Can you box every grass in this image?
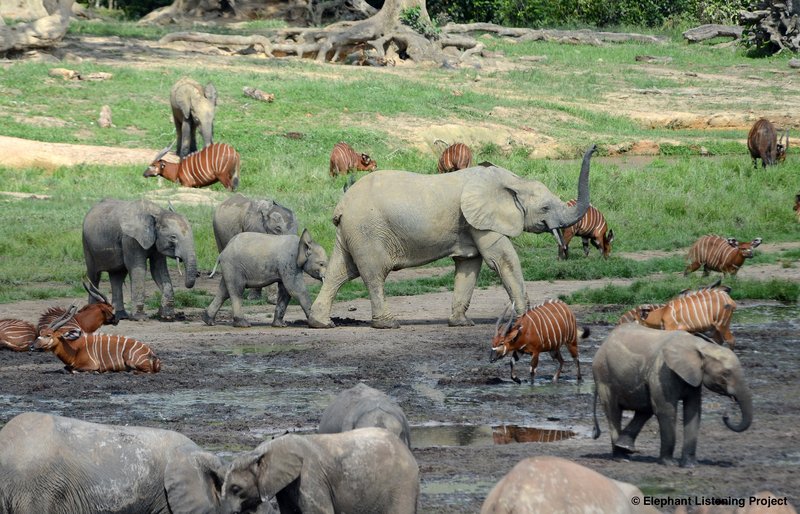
[0,22,798,306]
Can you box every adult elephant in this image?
[83,198,197,321]
[0,412,225,513]
[171,77,217,158]
[309,145,596,329]
[592,324,753,467]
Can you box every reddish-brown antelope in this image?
[685,234,762,277]
[490,300,587,384]
[637,285,737,349]
[617,303,665,325]
[36,282,117,338]
[329,142,377,177]
[435,141,473,173]
[0,319,38,352]
[558,200,614,260]
[144,142,240,191]
[34,308,161,373]
[747,118,788,168]
[794,193,800,222]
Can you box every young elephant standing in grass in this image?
[202,230,327,327]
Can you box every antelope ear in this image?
[461,168,524,237]
[750,237,762,248]
[120,202,157,249]
[663,336,703,387]
[726,238,739,248]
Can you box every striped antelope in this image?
[329,142,377,177]
[637,286,737,349]
[36,282,117,338]
[558,200,614,259]
[144,142,240,191]
[747,118,788,168]
[491,300,587,384]
[0,319,37,352]
[684,235,762,277]
[617,303,665,325]
[34,309,161,373]
[435,140,473,173]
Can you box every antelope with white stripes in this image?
[637,285,737,349]
[436,141,473,173]
[34,308,161,373]
[558,200,614,259]
[36,282,117,338]
[490,300,587,384]
[144,142,240,191]
[329,142,377,177]
[0,319,37,352]
[617,303,665,325]
[684,235,762,277]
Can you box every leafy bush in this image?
[399,6,441,39]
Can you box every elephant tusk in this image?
[552,228,566,250]
[175,257,183,276]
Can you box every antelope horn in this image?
[152,142,174,162]
[83,281,108,304]
[707,277,722,290]
[495,303,512,333]
[503,301,516,336]
[49,304,78,330]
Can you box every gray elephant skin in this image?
[221,427,420,514]
[318,382,411,448]
[481,456,658,514]
[309,145,596,329]
[83,198,197,321]
[203,230,327,327]
[171,77,217,158]
[592,324,753,467]
[0,412,225,514]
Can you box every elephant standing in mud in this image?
[220,428,419,514]
[318,382,411,447]
[309,145,597,329]
[171,77,217,158]
[83,198,197,321]
[592,324,753,467]
[0,412,225,514]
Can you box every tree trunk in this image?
[0,0,72,54]
[740,0,800,53]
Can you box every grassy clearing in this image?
[0,23,798,306]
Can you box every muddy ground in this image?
[1,263,798,513]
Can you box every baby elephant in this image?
[203,229,327,327]
[318,382,411,448]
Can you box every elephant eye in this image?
[169,235,177,242]
[230,485,242,495]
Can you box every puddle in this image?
[733,303,800,325]
[411,423,576,448]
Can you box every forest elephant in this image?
[309,145,596,329]
[171,77,217,158]
[481,456,658,514]
[221,427,419,514]
[202,230,327,327]
[0,412,225,514]
[592,324,752,467]
[318,382,411,448]
[83,198,197,321]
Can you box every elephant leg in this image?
[361,267,397,329]
[150,257,175,321]
[203,279,230,326]
[617,410,652,453]
[309,240,359,329]
[180,120,193,158]
[582,237,591,257]
[124,256,148,321]
[597,384,625,456]
[229,284,250,328]
[680,392,702,467]
[654,402,679,466]
[108,270,128,319]
[550,349,564,383]
[272,282,291,327]
[188,121,198,154]
[449,257,482,326]
[474,232,528,316]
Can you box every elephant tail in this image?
[208,256,221,278]
[591,386,601,439]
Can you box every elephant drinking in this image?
[83,198,197,321]
[309,145,596,329]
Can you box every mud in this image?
[0,272,798,512]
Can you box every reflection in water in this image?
[411,423,576,448]
[491,425,576,444]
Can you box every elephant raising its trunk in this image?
[309,145,596,329]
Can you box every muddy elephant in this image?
[0,412,225,514]
[171,77,217,158]
[220,427,419,514]
[318,382,411,448]
[309,145,596,329]
[202,230,327,327]
[592,324,752,467]
[83,198,197,321]
[481,456,658,514]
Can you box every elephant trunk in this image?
[723,384,752,433]
[558,144,596,228]
[182,252,197,289]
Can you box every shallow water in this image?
[411,423,577,448]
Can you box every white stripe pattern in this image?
[437,143,473,173]
[0,319,38,351]
[177,143,240,190]
[685,235,756,276]
[329,142,377,177]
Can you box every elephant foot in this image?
[679,455,698,468]
[372,317,400,329]
[272,319,288,328]
[308,315,335,329]
[115,310,130,320]
[448,314,474,327]
[614,435,636,453]
[612,444,635,458]
[658,456,679,467]
[201,311,215,326]
[233,317,251,328]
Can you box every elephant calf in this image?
[202,229,327,327]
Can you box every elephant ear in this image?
[663,336,703,387]
[120,201,158,249]
[164,447,225,514]
[244,199,274,233]
[296,229,312,269]
[460,167,524,237]
[257,436,305,499]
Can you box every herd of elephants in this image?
[0,75,797,513]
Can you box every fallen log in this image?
[682,24,743,43]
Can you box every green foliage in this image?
[399,6,441,39]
